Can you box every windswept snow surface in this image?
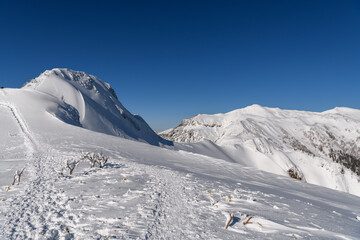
[23,68,169,146]
[0,78,359,239]
[161,104,360,196]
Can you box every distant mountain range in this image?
[160,104,360,196]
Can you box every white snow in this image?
[161,104,360,196]
[23,68,169,146]
[0,70,359,239]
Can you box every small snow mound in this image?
[243,104,264,111]
[322,107,360,121]
[233,104,273,117]
[323,106,357,114]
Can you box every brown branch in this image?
[243,216,253,225]
[225,213,234,229]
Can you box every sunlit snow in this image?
[0,69,359,239]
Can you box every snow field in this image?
[1,125,360,239]
[18,149,357,240]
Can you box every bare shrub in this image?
[97,153,109,168]
[82,152,109,168]
[67,159,79,175]
[82,152,97,168]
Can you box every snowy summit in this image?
[23,68,170,146]
[161,104,360,196]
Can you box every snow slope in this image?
[0,74,359,239]
[160,104,360,196]
[23,68,170,146]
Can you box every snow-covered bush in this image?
[82,152,109,168]
[288,167,304,181]
[97,153,109,168]
[82,152,97,168]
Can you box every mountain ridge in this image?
[160,104,360,196]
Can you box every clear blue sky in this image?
[1,1,359,131]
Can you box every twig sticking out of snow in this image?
[225,212,234,229]
[12,168,25,185]
[243,216,253,225]
[55,168,65,178]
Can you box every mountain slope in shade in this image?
[160,104,360,196]
[23,68,170,146]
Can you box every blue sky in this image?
[1,1,359,131]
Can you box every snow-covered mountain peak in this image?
[24,68,118,100]
[237,103,268,113]
[21,68,170,145]
[225,104,281,118]
[161,105,360,196]
[322,106,360,120]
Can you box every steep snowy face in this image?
[24,68,169,145]
[161,104,360,196]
